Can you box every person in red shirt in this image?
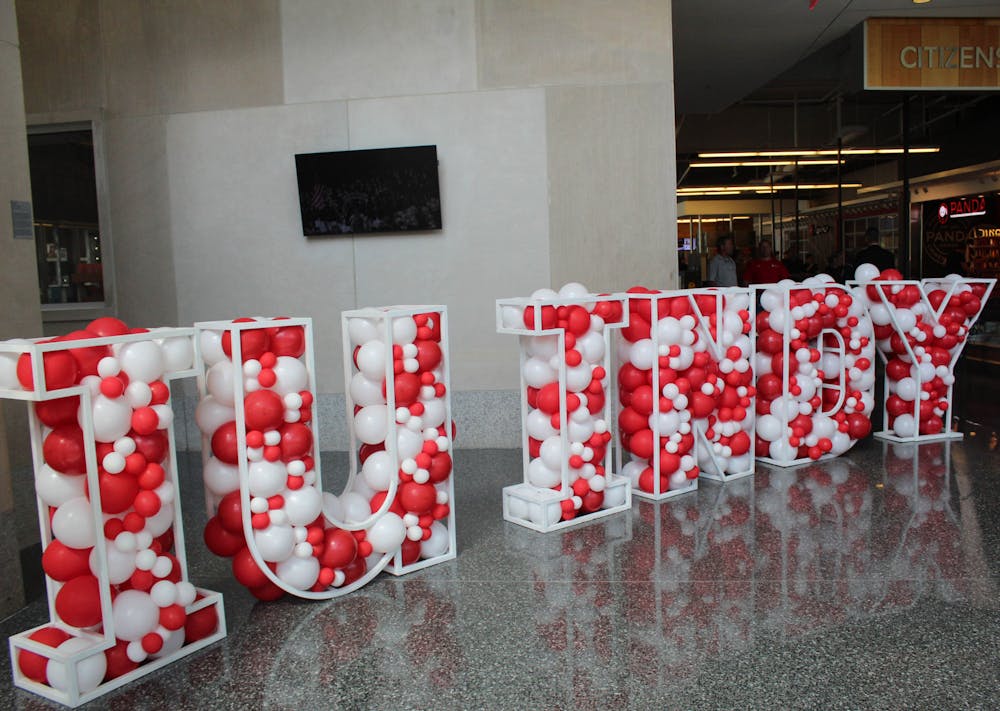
[744,239,790,284]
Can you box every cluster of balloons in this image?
[0,317,218,695]
[754,276,876,462]
[499,283,627,524]
[618,288,755,494]
[197,312,453,599]
[852,266,988,438]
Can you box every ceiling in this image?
[673,0,1000,114]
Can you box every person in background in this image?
[854,226,895,272]
[706,235,738,287]
[782,245,806,281]
[743,239,789,284]
[826,251,854,283]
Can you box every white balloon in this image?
[119,341,165,384]
[284,485,322,526]
[893,413,917,438]
[35,464,86,507]
[367,512,406,553]
[757,414,783,442]
[576,331,606,363]
[629,340,656,370]
[362,450,396,491]
[144,503,175,537]
[90,541,136,584]
[341,492,372,523]
[565,364,593,393]
[854,263,881,282]
[396,427,423,459]
[349,372,385,407]
[151,628,186,660]
[768,438,797,462]
[47,637,107,694]
[420,398,446,429]
[603,483,628,508]
[420,522,450,559]
[255,524,296,562]
[199,330,227,366]
[271,356,308,396]
[249,459,287,498]
[0,351,20,389]
[539,436,564,470]
[868,303,891,326]
[896,377,918,401]
[206,361,237,406]
[357,341,388,381]
[203,457,240,496]
[161,337,194,372]
[558,282,589,299]
[391,317,417,345]
[522,357,556,388]
[52,497,96,549]
[348,317,379,346]
[277,555,320,589]
[354,405,389,445]
[895,308,916,333]
[526,408,557,440]
[528,457,560,488]
[90,395,132,443]
[112,590,159,642]
[322,491,345,524]
[525,335,559,360]
[567,415,594,442]
[195,396,235,435]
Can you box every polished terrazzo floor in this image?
[2,431,999,710]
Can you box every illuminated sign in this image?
[937,196,987,224]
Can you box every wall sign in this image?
[10,200,33,240]
[865,18,1000,91]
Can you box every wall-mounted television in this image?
[295,145,442,236]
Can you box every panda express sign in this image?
[865,18,1000,90]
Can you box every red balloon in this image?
[42,540,92,582]
[414,340,442,372]
[618,363,647,391]
[86,317,129,337]
[618,407,646,435]
[638,467,666,494]
[55,574,103,627]
[221,319,271,362]
[629,429,654,459]
[250,581,286,601]
[847,413,872,439]
[232,547,270,588]
[35,396,81,427]
[204,516,244,557]
[217,491,245,534]
[341,555,367,585]
[565,306,591,336]
[757,374,782,401]
[244,390,285,431]
[320,528,358,570]
[184,605,220,643]
[211,422,240,465]
[59,331,111,378]
[132,430,169,464]
[428,451,452,483]
[689,391,716,419]
[359,442,385,464]
[729,430,751,456]
[885,358,910,382]
[43,425,87,474]
[16,351,78,391]
[369,491,405,517]
[388,372,421,407]
[630,385,655,416]
[757,328,784,355]
[399,482,436,515]
[279,422,313,461]
[18,627,71,683]
[99,471,139,514]
[104,640,139,681]
[535,383,562,415]
[270,325,305,358]
[400,538,421,565]
[523,305,557,330]
[131,406,160,436]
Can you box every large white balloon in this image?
[90,541,136,584]
[576,331,606,363]
[341,491,372,523]
[248,459,287,498]
[629,339,656,370]
[112,590,159,642]
[90,395,132,443]
[362,450,395,491]
[356,341,388,381]
[854,263,881,282]
[367,513,406,553]
[206,361,237,406]
[35,464,86,507]
[391,317,417,345]
[757,414,783,442]
[419,398,446,429]
[348,318,379,346]
[203,457,240,496]
[420,521,450,559]
[354,405,389,445]
[52,497,96,549]
[284,485,322,526]
[396,427,423,459]
[161,337,194,372]
[144,502,175,537]
[349,372,385,407]
[528,457,560,488]
[271,356,308,396]
[539,436,564,471]
[526,409,557,440]
[255,524,296,562]
[893,413,917,438]
[199,330,227,366]
[195,396,235,435]
[119,341,165,384]
[522,357,556,388]
[277,555,320,589]
[47,637,107,695]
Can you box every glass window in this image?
[27,127,108,307]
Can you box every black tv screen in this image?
[295,145,442,236]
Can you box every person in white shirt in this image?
[706,235,738,287]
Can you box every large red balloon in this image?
[55,574,103,627]
[221,319,270,362]
[211,422,240,465]
[42,540,92,582]
[17,627,71,683]
[43,425,87,474]
[35,396,81,427]
[132,430,169,464]
[232,547,269,588]
[244,390,285,431]
[16,351,78,391]
[204,516,244,557]
[399,482,436,515]
[413,340,442,372]
[184,606,219,643]
[279,422,312,461]
[86,317,129,337]
[270,325,305,358]
[387,372,421,407]
[428,451,452,483]
[60,330,111,378]
[629,429,654,459]
[320,528,358,570]
[99,471,139,514]
[104,640,139,680]
[217,491,245,534]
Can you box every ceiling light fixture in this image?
[689,159,844,167]
[678,182,861,194]
[697,147,939,158]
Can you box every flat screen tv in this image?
[295,145,442,236]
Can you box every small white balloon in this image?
[420,521,450,559]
